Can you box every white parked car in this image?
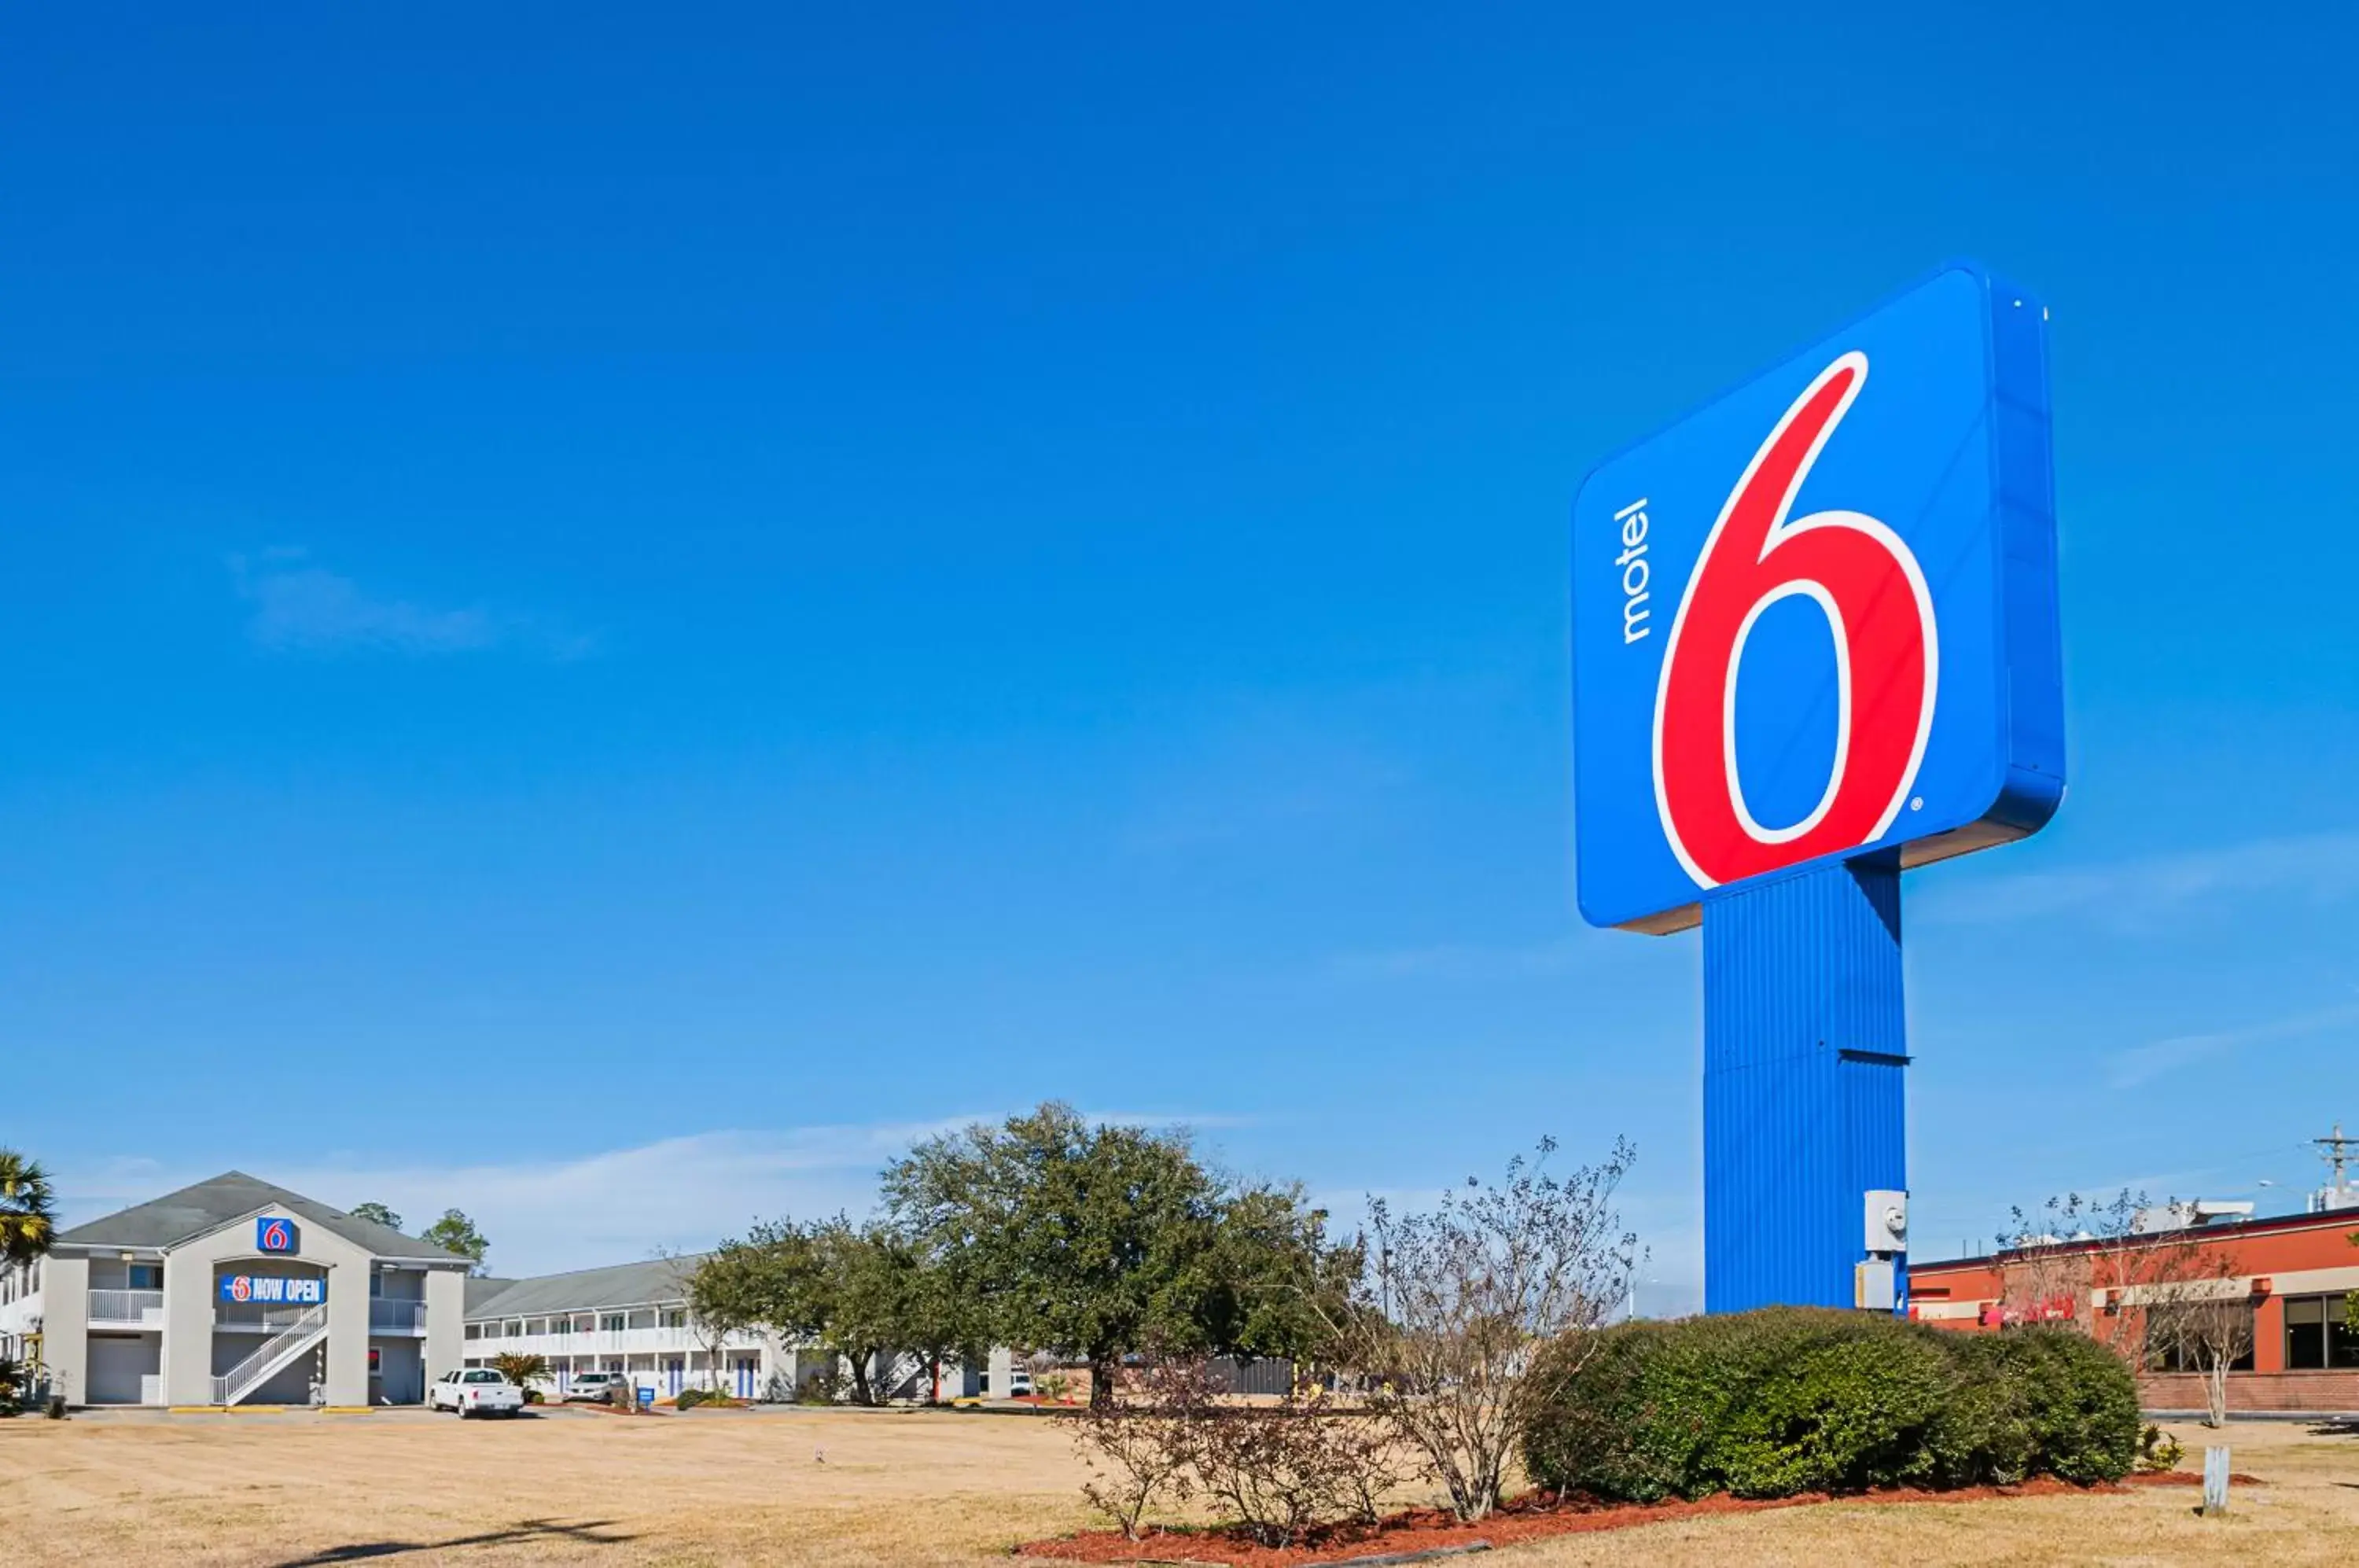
[430,1367,525,1418]
[565,1370,630,1405]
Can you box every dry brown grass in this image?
[2,1406,2354,1566]
[0,1406,1097,1566]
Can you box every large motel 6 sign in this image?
[1571,263,2065,1313]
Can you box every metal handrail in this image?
[86,1289,164,1323]
[368,1298,429,1332]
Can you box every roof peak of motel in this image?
[54,1169,471,1265]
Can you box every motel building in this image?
[0,1172,470,1408]
[460,1259,981,1405]
[0,1168,970,1411]
[1908,1186,2359,1414]
[461,1258,792,1403]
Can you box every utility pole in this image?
[2311,1123,2358,1213]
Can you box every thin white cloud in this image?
[2106,998,2359,1089]
[230,550,589,659]
[1921,829,2359,928]
[50,1108,1257,1279]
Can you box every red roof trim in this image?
[1909,1206,2359,1275]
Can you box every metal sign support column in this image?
[1701,857,1908,1313]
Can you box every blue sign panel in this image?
[219,1274,326,1305]
[1571,263,2063,932]
[256,1216,299,1253]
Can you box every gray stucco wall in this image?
[424,1268,464,1386]
[161,1207,377,1406]
[372,1336,425,1404]
[42,1254,90,1406]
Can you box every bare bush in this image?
[1067,1360,1213,1539]
[1067,1359,1406,1547]
[1327,1136,1639,1522]
[1191,1382,1407,1547]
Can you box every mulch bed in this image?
[1016,1470,2251,1566]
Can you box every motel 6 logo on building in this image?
[1571,264,2066,933]
[256,1216,298,1253]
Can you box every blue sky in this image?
[6,6,2356,1294]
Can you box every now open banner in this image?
[219,1274,326,1305]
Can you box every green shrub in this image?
[1522,1320,1705,1503]
[2136,1423,2184,1474]
[675,1387,707,1409]
[1523,1309,2140,1503]
[2005,1327,2141,1483]
[1925,1332,2037,1485]
[1699,1312,1954,1496]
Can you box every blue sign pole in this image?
[1700,858,1906,1312]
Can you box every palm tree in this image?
[490,1351,550,1401]
[0,1150,55,1268]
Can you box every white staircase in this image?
[209,1304,328,1406]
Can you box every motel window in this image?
[2285,1294,2359,1370]
[627,1309,656,1331]
[526,1318,547,1336]
[661,1309,686,1329]
[464,1323,480,1340]
[129,1264,162,1291]
[505,1320,524,1338]
[601,1313,627,1334]
[576,1315,595,1334]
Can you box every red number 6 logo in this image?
[1651,352,1937,889]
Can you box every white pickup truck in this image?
[429,1367,526,1418]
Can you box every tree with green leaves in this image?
[348,1202,404,1231]
[806,1219,922,1405]
[883,1102,1346,1408]
[1,1150,56,1268]
[675,1246,760,1398]
[698,1216,969,1405]
[889,1226,988,1403]
[421,1209,489,1275]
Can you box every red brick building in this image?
[1907,1207,2359,1413]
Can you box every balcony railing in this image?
[87,1289,165,1327]
[216,1301,318,1332]
[369,1299,429,1334]
[466,1324,760,1357]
